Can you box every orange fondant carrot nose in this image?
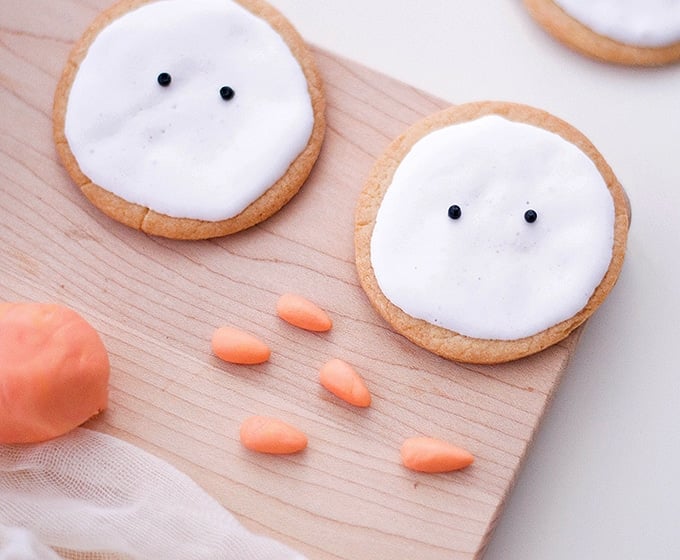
[239,415,308,454]
[276,293,332,332]
[211,326,271,365]
[319,358,371,407]
[400,436,474,473]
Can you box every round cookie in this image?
[54,0,325,239]
[355,101,630,364]
[524,0,680,65]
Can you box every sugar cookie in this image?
[355,101,630,364]
[54,0,325,239]
[524,0,680,65]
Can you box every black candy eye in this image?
[157,72,172,86]
[524,209,538,223]
[448,205,462,220]
[220,86,235,100]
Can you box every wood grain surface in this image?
[0,2,581,558]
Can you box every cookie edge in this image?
[523,0,680,66]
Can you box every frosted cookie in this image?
[524,0,680,65]
[355,101,630,364]
[54,0,325,239]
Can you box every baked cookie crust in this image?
[355,101,630,364]
[524,0,680,66]
[53,0,326,239]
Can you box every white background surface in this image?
[267,1,680,558]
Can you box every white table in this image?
[267,1,680,558]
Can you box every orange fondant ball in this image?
[0,302,110,443]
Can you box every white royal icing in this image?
[370,115,615,341]
[554,0,680,47]
[65,0,314,221]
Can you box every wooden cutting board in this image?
[0,2,582,558]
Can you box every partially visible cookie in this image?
[524,0,680,65]
[355,101,630,364]
[54,0,325,239]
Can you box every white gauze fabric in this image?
[0,428,306,560]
